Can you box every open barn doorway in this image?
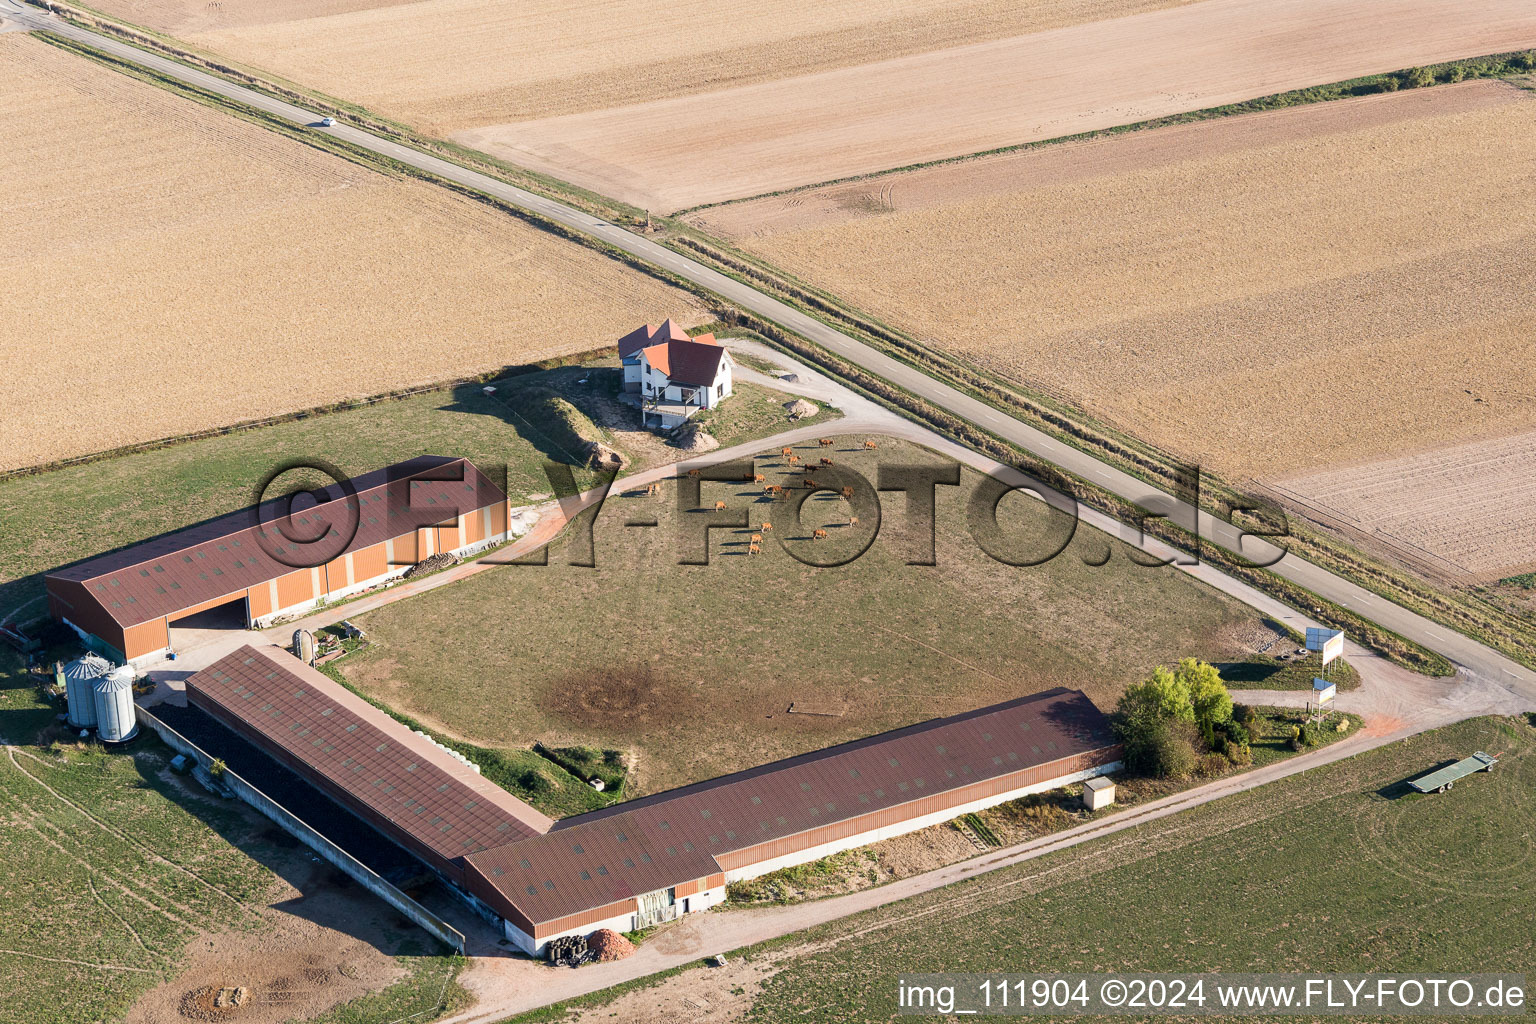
[168,595,250,657]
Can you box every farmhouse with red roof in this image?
[617,320,734,430]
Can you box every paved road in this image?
[9,2,1533,701]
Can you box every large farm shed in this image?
[45,456,511,663]
[466,687,1121,953]
[182,648,1120,956]
[186,645,554,883]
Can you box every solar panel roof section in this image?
[47,456,506,627]
[185,645,553,866]
[466,688,1117,924]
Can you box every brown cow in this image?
[849,516,860,528]
[748,541,761,555]
[819,457,834,466]
[713,500,727,511]
[687,468,701,478]
[761,521,773,532]
[812,529,829,540]
[802,477,819,489]
[863,440,878,450]
[753,473,766,483]
[841,486,854,500]
[645,480,660,496]
[786,454,801,465]
[750,533,763,544]
[818,438,834,447]
[781,447,793,458]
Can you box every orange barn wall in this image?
[123,618,170,659]
[247,583,274,619]
[275,569,315,611]
[465,509,487,546]
[351,542,389,584]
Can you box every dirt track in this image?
[461,0,1536,210]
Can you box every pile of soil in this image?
[783,398,818,419]
[671,424,719,452]
[585,441,627,469]
[588,928,636,962]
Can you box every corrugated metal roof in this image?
[465,688,1117,925]
[185,645,553,863]
[46,456,505,628]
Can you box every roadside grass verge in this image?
[1217,652,1361,693]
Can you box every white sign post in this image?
[1312,678,1336,705]
[1306,627,1345,667]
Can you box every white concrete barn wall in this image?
[503,761,1119,956]
[505,885,729,957]
[722,762,1121,885]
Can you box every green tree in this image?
[1176,658,1233,729]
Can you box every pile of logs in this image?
[402,552,457,580]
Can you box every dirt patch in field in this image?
[126,861,405,1024]
[0,34,703,472]
[543,665,690,734]
[464,0,1536,210]
[707,81,1536,480]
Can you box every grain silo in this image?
[92,665,139,744]
[63,653,111,730]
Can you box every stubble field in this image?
[0,34,703,472]
[461,0,1536,210]
[1268,427,1536,583]
[111,0,1198,135]
[693,81,1536,495]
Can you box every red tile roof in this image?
[641,339,728,388]
[616,318,690,359]
[46,456,505,629]
[186,645,553,871]
[465,688,1117,925]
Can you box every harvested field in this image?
[464,0,1536,211]
[697,80,1536,481]
[0,34,704,472]
[338,436,1265,797]
[151,0,1198,136]
[1269,428,1536,583]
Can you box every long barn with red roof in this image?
[46,456,512,663]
